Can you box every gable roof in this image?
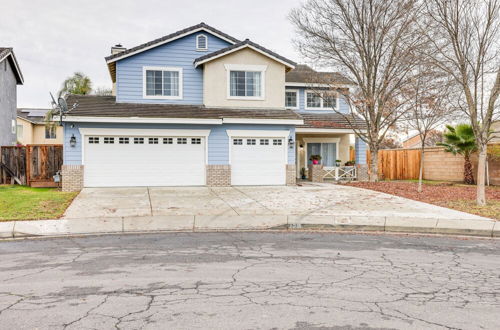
[105,22,240,82]
[17,108,51,124]
[63,95,303,124]
[0,48,24,84]
[194,39,296,69]
[286,64,353,86]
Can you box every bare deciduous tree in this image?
[424,0,500,205]
[290,0,425,181]
[403,65,456,192]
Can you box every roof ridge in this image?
[105,22,240,62]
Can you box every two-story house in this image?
[60,23,366,191]
[0,48,24,146]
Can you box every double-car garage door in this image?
[83,132,287,187]
[84,135,206,187]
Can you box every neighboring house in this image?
[16,109,64,145]
[61,23,366,191]
[402,130,442,149]
[0,48,23,146]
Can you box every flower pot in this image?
[312,159,319,165]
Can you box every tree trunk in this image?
[418,147,425,193]
[463,154,474,185]
[369,146,379,182]
[476,145,487,206]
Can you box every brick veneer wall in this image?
[206,165,231,186]
[286,164,296,185]
[308,164,325,183]
[62,165,84,192]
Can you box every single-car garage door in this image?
[231,137,286,185]
[84,135,205,187]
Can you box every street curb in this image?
[0,215,497,239]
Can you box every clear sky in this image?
[1,0,304,108]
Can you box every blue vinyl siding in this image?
[63,123,295,165]
[116,33,231,104]
[355,136,367,165]
[286,87,350,113]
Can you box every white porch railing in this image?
[323,166,357,181]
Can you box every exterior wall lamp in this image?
[288,138,294,149]
[70,134,77,147]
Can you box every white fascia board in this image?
[195,44,295,69]
[1,53,24,84]
[285,82,354,88]
[60,116,222,125]
[106,27,237,64]
[79,128,211,137]
[226,130,291,138]
[222,118,304,125]
[296,128,365,134]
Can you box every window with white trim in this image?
[89,137,99,144]
[177,138,187,144]
[104,137,114,144]
[134,137,144,144]
[45,126,56,139]
[246,139,256,145]
[285,91,298,108]
[191,138,201,145]
[144,67,182,98]
[273,139,282,146]
[306,91,338,110]
[260,139,269,145]
[16,125,23,139]
[233,138,243,145]
[230,71,262,97]
[119,137,129,144]
[163,137,173,144]
[196,34,208,51]
[148,137,159,144]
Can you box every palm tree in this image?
[437,124,477,184]
[58,72,92,97]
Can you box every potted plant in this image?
[345,160,355,166]
[309,154,322,165]
[335,159,342,167]
[300,167,306,179]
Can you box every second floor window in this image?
[45,126,56,139]
[144,67,182,99]
[229,71,262,98]
[285,91,298,108]
[306,91,338,110]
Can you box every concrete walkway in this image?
[0,183,498,238]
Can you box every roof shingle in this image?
[286,64,353,86]
[298,112,366,130]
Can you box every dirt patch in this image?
[346,181,500,220]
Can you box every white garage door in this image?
[84,135,205,187]
[231,137,286,185]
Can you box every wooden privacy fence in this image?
[367,149,422,180]
[0,145,63,187]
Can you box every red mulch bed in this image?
[346,181,500,219]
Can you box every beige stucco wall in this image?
[16,118,63,145]
[16,118,34,145]
[202,48,286,108]
[296,133,353,177]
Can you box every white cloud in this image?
[0,0,304,107]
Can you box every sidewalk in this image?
[1,214,498,238]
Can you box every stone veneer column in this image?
[61,165,84,192]
[286,164,296,186]
[308,164,325,183]
[356,164,370,181]
[206,165,231,186]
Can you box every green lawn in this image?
[0,185,78,221]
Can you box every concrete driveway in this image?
[63,183,487,220]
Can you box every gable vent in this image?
[196,35,208,51]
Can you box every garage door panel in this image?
[84,135,205,187]
[231,138,286,186]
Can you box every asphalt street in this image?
[0,232,498,329]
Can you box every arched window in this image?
[196,34,208,51]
